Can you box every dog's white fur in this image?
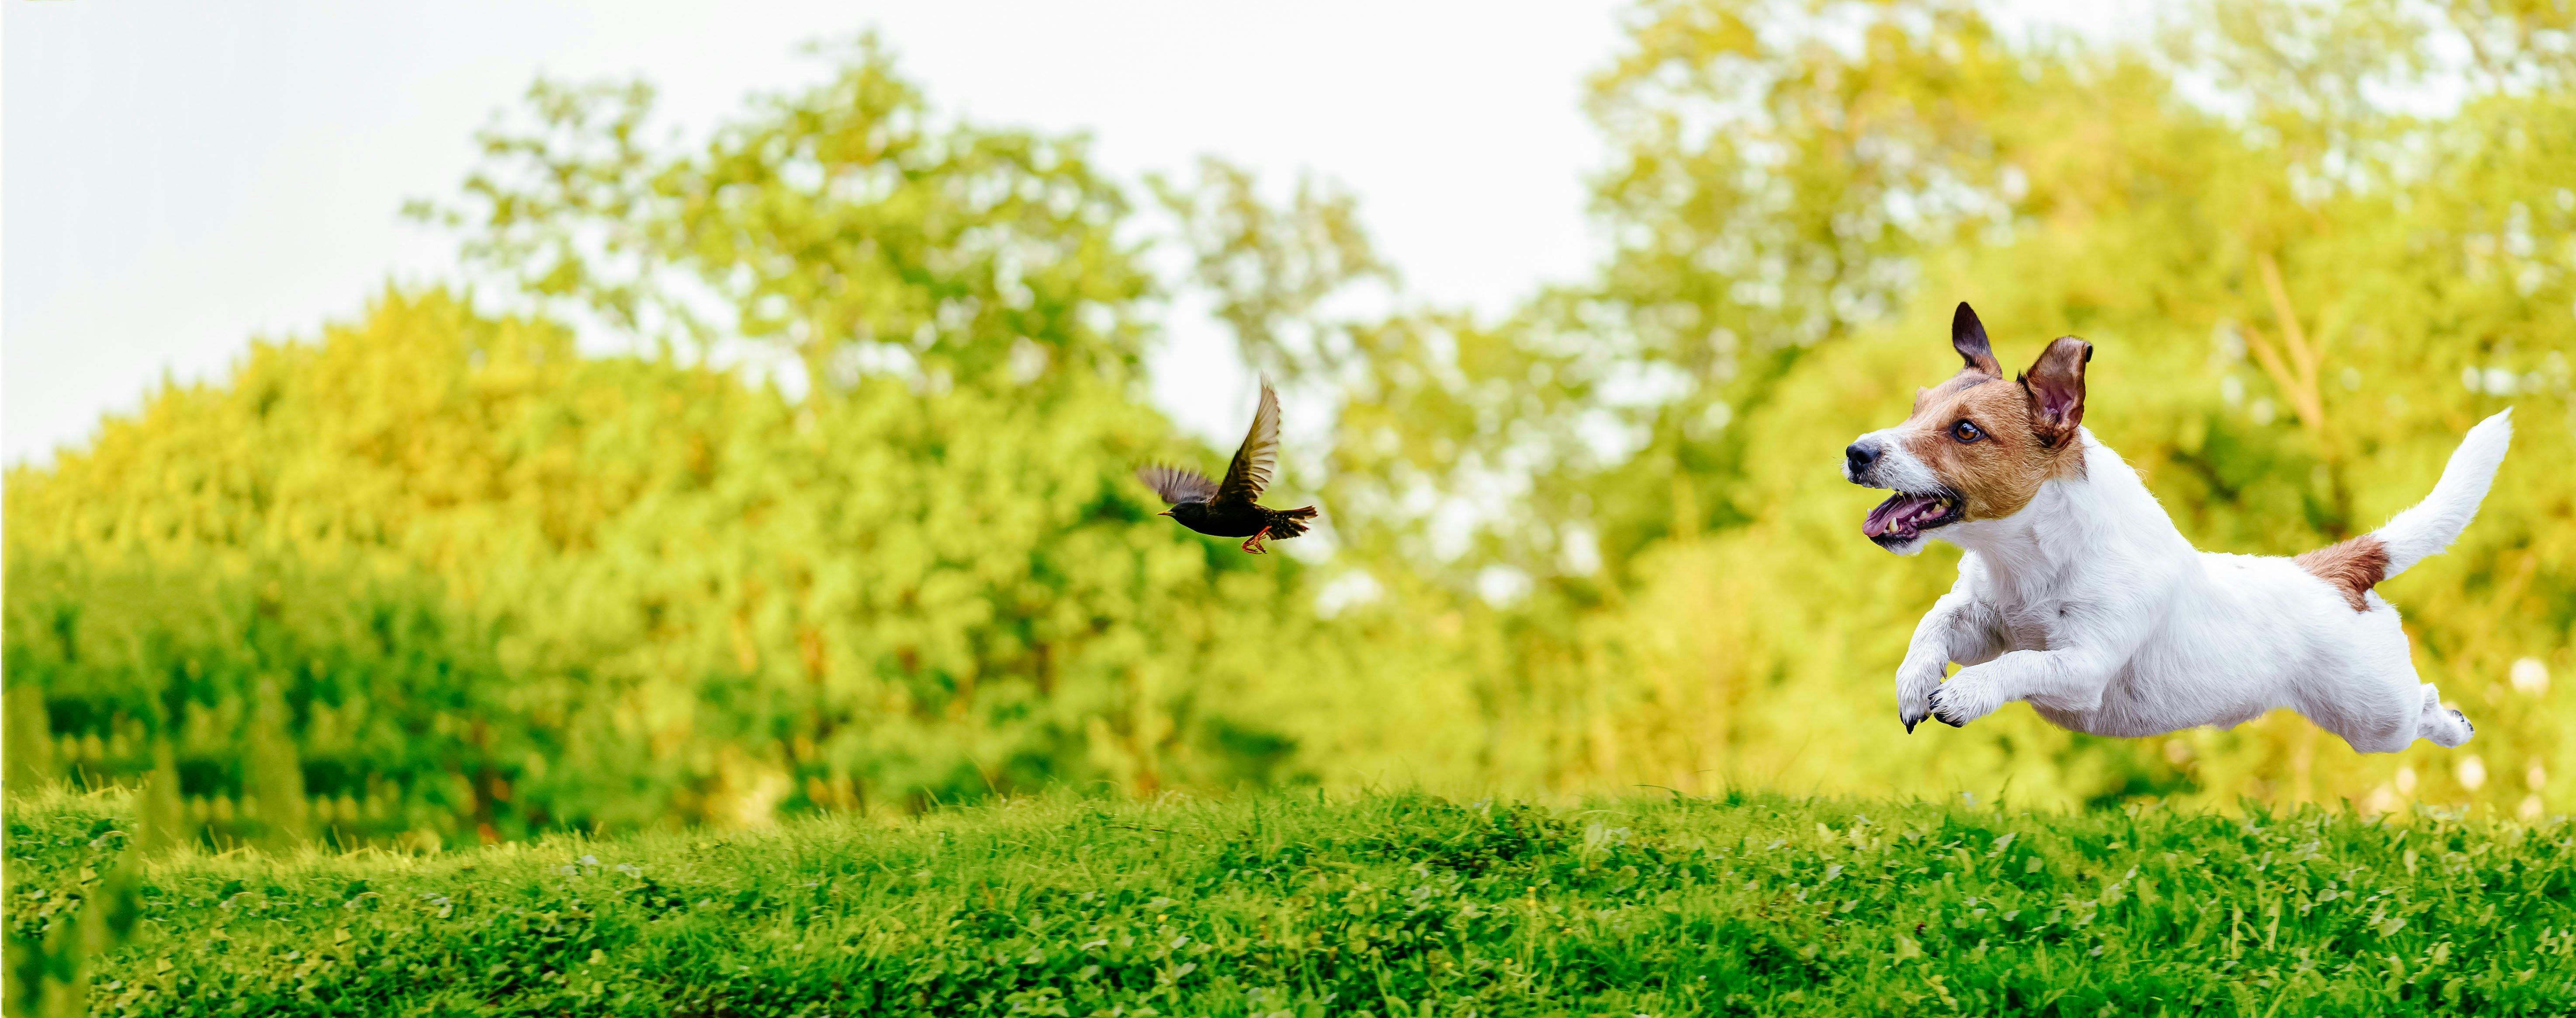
[1856,410,2513,751]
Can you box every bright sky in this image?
[3,1,2144,467]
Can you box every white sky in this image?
[3,1,2144,467]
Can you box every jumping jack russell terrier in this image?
[1844,303,2513,751]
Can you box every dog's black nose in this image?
[1845,441,1880,473]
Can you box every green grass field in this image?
[7,788,2574,1017]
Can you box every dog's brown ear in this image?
[2020,335,2092,447]
[1952,302,2001,376]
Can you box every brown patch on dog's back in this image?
[2295,535,2389,612]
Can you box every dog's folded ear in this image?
[2021,336,2092,447]
[1951,302,2002,376]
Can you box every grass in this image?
[5,787,2574,1017]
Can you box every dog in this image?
[1843,302,2513,752]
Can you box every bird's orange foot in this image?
[1240,529,1270,554]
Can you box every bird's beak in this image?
[1157,509,1173,517]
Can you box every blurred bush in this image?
[2,287,1476,843]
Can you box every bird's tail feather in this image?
[1268,506,1319,539]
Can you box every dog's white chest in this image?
[1991,597,2063,653]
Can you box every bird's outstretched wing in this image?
[1217,377,1281,504]
[1137,464,1218,505]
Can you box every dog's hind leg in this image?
[2301,653,2425,754]
[2414,684,2475,748]
[2308,615,2464,753]
[2316,679,2468,753]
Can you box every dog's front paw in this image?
[1926,678,2001,728]
[1895,658,1944,733]
[1897,680,1936,734]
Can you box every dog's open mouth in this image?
[1864,490,1964,545]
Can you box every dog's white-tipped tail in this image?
[2373,409,2514,580]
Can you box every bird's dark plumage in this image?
[1138,378,1318,553]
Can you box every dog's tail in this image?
[2372,408,2514,581]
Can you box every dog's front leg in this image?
[1897,586,2001,733]
[1929,646,2115,728]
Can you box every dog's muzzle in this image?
[1844,437,1964,547]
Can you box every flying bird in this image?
[1138,378,1318,554]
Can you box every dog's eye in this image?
[1950,420,1983,443]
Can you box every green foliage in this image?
[7,0,2576,841]
[1,291,1438,842]
[7,686,55,792]
[5,790,142,1018]
[9,789,2576,1016]
[419,34,1154,393]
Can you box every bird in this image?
[1138,377,1318,554]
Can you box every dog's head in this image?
[1842,302,2092,554]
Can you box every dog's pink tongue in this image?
[1865,493,1936,537]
